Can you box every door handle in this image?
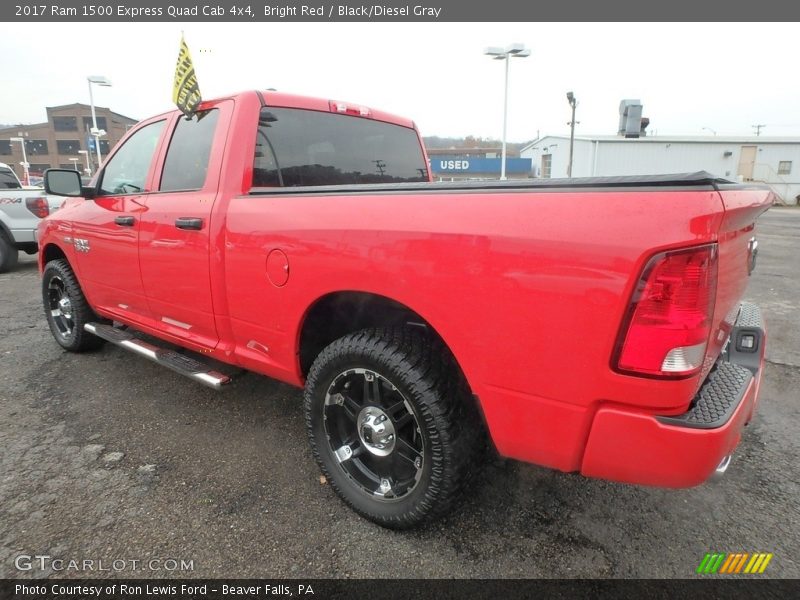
[114,216,135,227]
[175,217,204,231]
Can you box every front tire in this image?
[42,259,104,352]
[304,327,482,528]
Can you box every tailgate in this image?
[703,185,773,374]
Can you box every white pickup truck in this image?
[0,162,62,272]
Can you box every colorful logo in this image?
[697,552,773,574]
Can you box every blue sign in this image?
[429,156,532,174]
[86,135,96,152]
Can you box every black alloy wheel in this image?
[42,259,104,352]
[304,327,483,528]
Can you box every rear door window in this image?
[160,109,220,192]
[253,107,428,187]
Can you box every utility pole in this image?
[752,124,766,136]
[566,91,578,178]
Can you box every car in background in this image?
[26,175,44,188]
[0,162,61,272]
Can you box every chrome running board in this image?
[84,322,231,390]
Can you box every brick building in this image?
[0,103,138,180]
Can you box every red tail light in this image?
[25,197,50,219]
[615,243,718,378]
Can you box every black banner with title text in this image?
[3,0,800,22]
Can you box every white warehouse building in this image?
[521,135,800,204]
[521,101,800,204]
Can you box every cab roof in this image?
[256,90,416,129]
[138,90,418,133]
[173,90,414,130]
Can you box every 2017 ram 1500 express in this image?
[40,90,770,528]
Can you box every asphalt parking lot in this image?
[1,208,798,579]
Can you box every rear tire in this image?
[42,259,104,352]
[304,327,483,528]
[0,234,19,273]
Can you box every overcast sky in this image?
[1,22,798,141]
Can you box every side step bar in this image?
[84,322,231,390]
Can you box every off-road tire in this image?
[42,259,105,352]
[304,327,483,528]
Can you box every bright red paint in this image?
[38,91,772,488]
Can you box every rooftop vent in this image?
[619,99,649,138]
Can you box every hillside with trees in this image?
[423,135,534,153]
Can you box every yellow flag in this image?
[172,35,202,117]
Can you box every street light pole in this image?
[10,137,29,186]
[484,44,531,181]
[87,79,100,166]
[501,55,510,181]
[566,91,578,178]
[87,75,112,167]
[69,158,80,172]
[78,150,92,176]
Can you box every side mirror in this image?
[45,169,94,198]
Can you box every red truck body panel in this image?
[38,90,772,489]
[221,187,743,475]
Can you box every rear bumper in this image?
[580,302,766,488]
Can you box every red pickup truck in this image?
[40,90,770,528]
